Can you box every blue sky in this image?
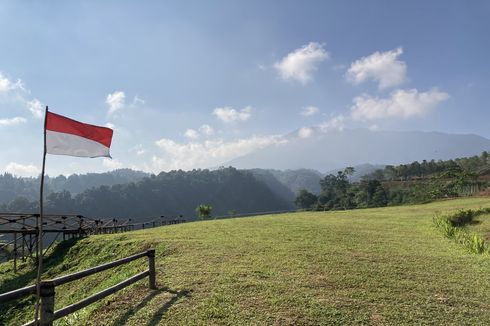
[0,0,489,176]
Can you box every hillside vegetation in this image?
[1,197,490,325]
[295,152,490,211]
[0,168,293,219]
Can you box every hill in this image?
[0,169,148,205]
[228,129,490,172]
[0,167,293,219]
[1,197,490,325]
[248,168,322,196]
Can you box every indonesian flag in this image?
[46,111,113,158]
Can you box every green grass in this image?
[466,213,490,242]
[1,197,490,325]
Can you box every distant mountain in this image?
[0,169,149,204]
[228,129,490,172]
[325,164,385,182]
[1,168,293,219]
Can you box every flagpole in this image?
[34,106,48,325]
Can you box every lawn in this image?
[1,197,490,325]
[466,213,490,242]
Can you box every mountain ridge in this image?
[228,128,490,172]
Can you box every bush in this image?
[433,209,489,255]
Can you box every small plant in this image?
[196,204,213,220]
[433,209,490,255]
[469,234,486,254]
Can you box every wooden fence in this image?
[0,249,156,326]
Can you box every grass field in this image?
[1,197,490,325]
[466,213,490,242]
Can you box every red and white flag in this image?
[46,111,113,158]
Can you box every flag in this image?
[46,111,113,158]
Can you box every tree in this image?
[294,189,318,209]
[196,204,213,220]
[319,169,355,210]
[356,179,387,208]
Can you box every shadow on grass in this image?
[111,287,191,326]
[0,238,81,324]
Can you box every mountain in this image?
[228,129,490,172]
[1,168,294,219]
[325,164,385,182]
[266,169,322,195]
[0,169,149,204]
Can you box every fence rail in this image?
[0,249,156,326]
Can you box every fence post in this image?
[147,249,156,289]
[40,280,55,326]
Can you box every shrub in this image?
[433,209,489,255]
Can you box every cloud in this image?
[105,122,116,130]
[346,47,407,89]
[319,115,345,132]
[0,72,44,120]
[5,162,40,177]
[274,42,329,84]
[300,106,319,117]
[351,88,449,121]
[130,144,146,156]
[213,106,252,123]
[199,124,214,136]
[184,128,200,140]
[106,91,125,115]
[102,158,123,170]
[27,98,44,119]
[0,117,27,126]
[298,127,313,139]
[132,95,145,106]
[0,72,24,93]
[153,135,286,171]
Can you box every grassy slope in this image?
[1,197,490,325]
[466,213,490,242]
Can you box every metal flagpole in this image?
[34,106,48,325]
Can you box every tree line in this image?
[295,152,490,210]
[0,167,293,219]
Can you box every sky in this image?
[0,0,489,177]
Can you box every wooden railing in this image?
[0,249,156,326]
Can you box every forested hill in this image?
[0,169,148,204]
[0,168,294,219]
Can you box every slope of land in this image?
[1,198,490,325]
[466,213,490,241]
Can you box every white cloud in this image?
[368,124,379,131]
[130,144,146,156]
[184,128,200,140]
[199,124,214,136]
[319,115,345,132]
[274,42,329,84]
[351,88,449,121]
[0,73,24,93]
[132,95,145,106]
[105,122,116,130]
[5,162,40,177]
[102,158,123,170]
[27,99,44,119]
[298,127,313,139]
[346,47,407,89]
[0,117,27,126]
[300,106,319,117]
[153,135,287,171]
[213,106,252,123]
[106,91,125,115]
